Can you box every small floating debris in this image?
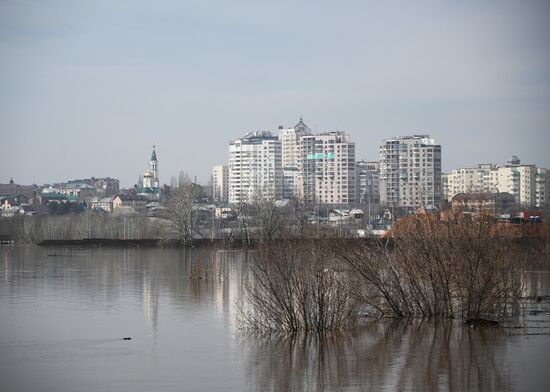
[122,337,132,340]
[465,318,499,328]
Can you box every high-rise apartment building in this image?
[380,135,441,209]
[279,118,311,199]
[536,168,547,208]
[226,120,357,206]
[356,160,380,205]
[212,165,229,203]
[228,132,282,204]
[313,132,356,205]
[493,158,538,207]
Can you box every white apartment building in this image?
[314,132,356,205]
[380,135,442,209]
[494,163,537,207]
[536,168,546,208]
[444,163,496,201]
[296,135,317,203]
[279,118,311,199]
[212,165,229,204]
[228,132,282,204]
[444,156,547,208]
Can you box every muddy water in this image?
[1,246,548,391]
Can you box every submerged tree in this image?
[335,212,525,320]
[239,239,358,333]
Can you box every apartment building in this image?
[444,156,547,208]
[444,164,496,201]
[380,135,442,209]
[314,132,356,205]
[228,131,282,204]
[212,165,229,204]
[279,118,311,199]
[356,160,380,205]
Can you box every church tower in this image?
[149,145,159,188]
[141,145,160,197]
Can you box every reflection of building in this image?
[380,135,442,210]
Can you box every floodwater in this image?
[0,246,549,392]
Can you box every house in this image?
[451,192,516,215]
[39,183,96,204]
[90,197,114,212]
[0,194,29,210]
[113,194,149,213]
[329,209,364,223]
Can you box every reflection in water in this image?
[245,320,514,392]
[0,246,548,392]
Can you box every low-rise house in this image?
[0,194,29,210]
[90,197,114,212]
[0,180,38,200]
[39,183,96,203]
[329,209,364,223]
[451,192,516,215]
[18,204,36,215]
[113,194,149,213]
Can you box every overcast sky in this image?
[1,0,549,187]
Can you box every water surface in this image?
[1,246,549,391]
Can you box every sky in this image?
[1,0,549,187]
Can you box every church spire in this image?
[151,144,157,161]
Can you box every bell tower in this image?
[150,144,159,188]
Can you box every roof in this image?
[116,194,149,202]
[294,117,311,134]
[452,192,516,202]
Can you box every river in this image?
[1,246,549,391]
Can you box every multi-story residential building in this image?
[212,165,229,204]
[443,156,547,208]
[67,177,120,196]
[494,160,537,207]
[356,160,380,205]
[279,118,311,200]
[39,182,96,203]
[441,173,449,203]
[313,132,356,205]
[294,134,317,203]
[536,168,546,208]
[443,163,496,201]
[380,135,442,210]
[228,131,282,204]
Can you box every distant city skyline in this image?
[1,0,549,187]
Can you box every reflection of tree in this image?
[245,320,513,392]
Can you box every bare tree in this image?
[178,170,192,188]
[239,238,358,333]
[163,184,202,246]
[334,212,525,320]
